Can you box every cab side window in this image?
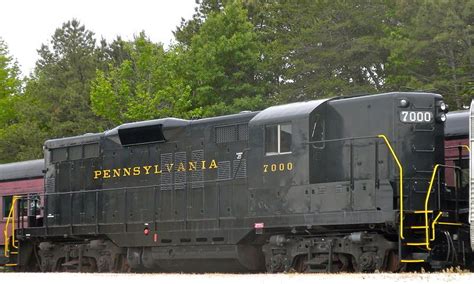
[311,114,325,149]
[3,195,12,218]
[2,195,31,218]
[265,123,292,155]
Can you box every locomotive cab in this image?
[247,99,329,215]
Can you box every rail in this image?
[3,195,21,257]
[445,144,471,152]
[424,164,461,250]
[377,134,404,240]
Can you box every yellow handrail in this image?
[377,134,404,240]
[445,144,471,152]
[400,259,425,263]
[461,145,471,152]
[424,165,445,250]
[437,222,463,226]
[426,165,465,245]
[430,211,443,241]
[3,196,20,257]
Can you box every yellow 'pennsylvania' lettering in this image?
[133,166,140,176]
[177,162,186,172]
[143,166,152,175]
[154,165,162,174]
[209,159,218,169]
[93,159,220,180]
[113,169,121,177]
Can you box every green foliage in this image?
[254,0,391,102]
[0,20,107,162]
[0,39,22,128]
[1,1,473,162]
[0,79,49,162]
[385,0,474,108]
[30,19,107,137]
[92,2,267,124]
[184,1,267,116]
[174,0,228,46]
[91,34,195,124]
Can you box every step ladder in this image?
[1,195,21,268]
[1,237,19,268]
[399,164,463,263]
[378,135,463,264]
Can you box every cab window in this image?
[2,195,29,218]
[454,159,469,190]
[3,195,12,218]
[265,123,292,155]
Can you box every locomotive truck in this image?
[2,92,471,272]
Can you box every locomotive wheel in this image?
[385,250,405,272]
[292,255,308,273]
[113,254,131,273]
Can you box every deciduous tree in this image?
[0,39,21,128]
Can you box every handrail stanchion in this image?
[377,135,404,240]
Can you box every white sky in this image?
[0,0,198,76]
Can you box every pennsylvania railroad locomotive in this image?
[2,92,472,272]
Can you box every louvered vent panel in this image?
[233,159,247,179]
[161,153,173,191]
[192,150,204,189]
[216,126,237,143]
[45,177,56,193]
[238,124,249,141]
[218,161,231,181]
[174,151,187,190]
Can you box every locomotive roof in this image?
[44,112,260,149]
[445,110,469,138]
[0,159,44,181]
[45,132,103,149]
[104,117,190,137]
[105,112,259,135]
[249,99,330,126]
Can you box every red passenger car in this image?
[444,110,469,191]
[0,159,44,264]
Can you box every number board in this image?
[399,111,433,123]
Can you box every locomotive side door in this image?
[351,140,377,210]
[309,108,352,213]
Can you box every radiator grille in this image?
[215,124,248,143]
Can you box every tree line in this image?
[0,0,472,163]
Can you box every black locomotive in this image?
[6,92,472,272]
